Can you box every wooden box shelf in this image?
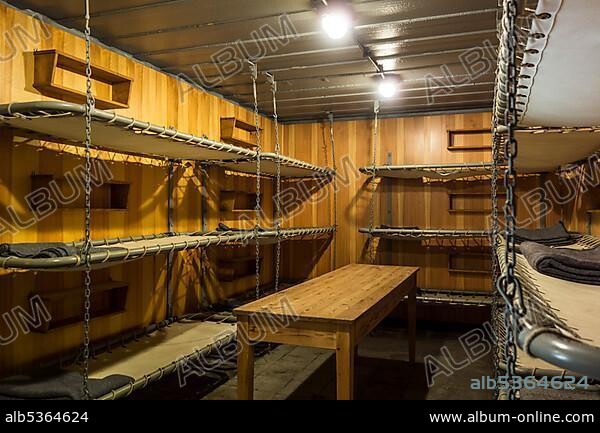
[217,256,263,282]
[448,252,492,275]
[33,49,133,110]
[447,129,492,151]
[31,174,130,211]
[220,190,258,213]
[448,192,506,214]
[31,281,128,333]
[220,117,261,149]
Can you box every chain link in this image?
[82,0,95,401]
[491,64,502,398]
[368,101,380,264]
[267,73,282,292]
[328,113,337,269]
[496,0,525,401]
[250,62,262,300]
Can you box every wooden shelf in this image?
[31,281,128,333]
[220,190,258,213]
[447,129,492,151]
[448,192,505,214]
[217,257,262,282]
[220,117,260,149]
[33,49,133,110]
[448,252,491,275]
[31,174,130,211]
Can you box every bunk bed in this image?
[360,163,498,181]
[496,236,600,380]
[0,102,334,179]
[90,319,236,400]
[0,316,236,400]
[359,227,491,240]
[493,0,600,387]
[0,227,335,271]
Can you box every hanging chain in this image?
[368,101,380,264]
[82,0,95,400]
[267,73,282,292]
[328,113,337,269]
[490,66,502,396]
[250,62,262,300]
[497,0,525,401]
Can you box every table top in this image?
[234,264,419,324]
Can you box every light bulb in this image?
[378,79,399,98]
[321,10,352,40]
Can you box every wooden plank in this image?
[247,320,336,350]
[234,265,419,323]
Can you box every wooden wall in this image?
[0,3,570,377]
[280,114,542,293]
[0,4,279,374]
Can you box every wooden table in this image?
[233,264,419,400]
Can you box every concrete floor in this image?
[204,326,495,400]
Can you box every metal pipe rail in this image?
[359,228,492,239]
[360,162,502,180]
[0,227,336,271]
[517,329,600,380]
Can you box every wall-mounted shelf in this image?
[448,251,492,275]
[217,256,262,282]
[31,174,130,211]
[448,192,505,214]
[220,190,258,213]
[33,49,133,110]
[447,129,492,151]
[220,117,260,149]
[30,281,128,333]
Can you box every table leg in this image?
[336,330,355,400]
[237,319,254,400]
[408,287,417,364]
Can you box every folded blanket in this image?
[0,243,78,259]
[0,243,129,260]
[379,225,420,230]
[514,222,581,246]
[0,370,133,400]
[217,223,264,232]
[521,241,600,286]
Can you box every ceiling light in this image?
[378,78,399,98]
[321,7,352,40]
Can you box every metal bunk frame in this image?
[359,227,491,240]
[493,0,600,391]
[360,162,500,181]
[0,227,335,271]
[0,102,334,179]
[93,319,237,400]
[496,238,600,380]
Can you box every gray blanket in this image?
[515,222,580,246]
[0,243,129,260]
[217,223,264,232]
[0,243,78,258]
[521,241,600,286]
[0,370,133,400]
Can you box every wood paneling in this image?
[0,3,567,378]
[0,4,277,374]
[279,114,543,295]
